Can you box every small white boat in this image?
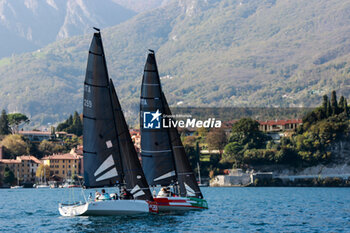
[59,200,156,216]
[35,184,50,188]
[10,185,23,189]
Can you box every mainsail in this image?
[109,79,153,200]
[140,51,203,198]
[83,31,124,188]
[140,51,177,186]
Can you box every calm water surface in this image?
[0,187,349,232]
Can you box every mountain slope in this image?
[112,0,169,12]
[1,0,350,126]
[0,0,136,58]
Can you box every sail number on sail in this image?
[84,99,92,108]
[84,84,91,93]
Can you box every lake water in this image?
[0,187,349,232]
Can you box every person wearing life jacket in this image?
[120,187,133,200]
[157,187,171,197]
[98,189,111,201]
[95,191,101,201]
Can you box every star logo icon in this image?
[150,109,161,122]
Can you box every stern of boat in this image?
[59,202,89,217]
[154,197,208,212]
[188,197,208,209]
[147,201,159,213]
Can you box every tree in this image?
[183,136,197,147]
[230,118,269,149]
[7,113,29,134]
[52,144,65,154]
[184,144,196,170]
[72,111,83,136]
[36,164,50,180]
[223,142,244,164]
[344,98,349,116]
[206,128,227,155]
[327,99,332,117]
[3,167,15,184]
[56,112,82,136]
[67,115,73,126]
[1,134,30,158]
[330,90,338,115]
[38,140,54,156]
[56,121,69,132]
[338,96,345,113]
[197,127,208,138]
[0,109,11,135]
[322,95,328,114]
[64,135,81,150]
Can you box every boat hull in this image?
[59,200,151,216]
[154,197,208,212]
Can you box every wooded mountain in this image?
[0,0,135,58]
[1,0,350,126]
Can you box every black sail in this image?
[83,32,123,188]
[109,79,153,200]
[140,51,177,186]
[140,51,204,199]
[162,92,203,199]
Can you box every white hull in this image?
[59,200,150,216]
[35,184,50,188]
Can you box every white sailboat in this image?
[58,29,158,216]
[36,166,50,188]
[10,171,23,189]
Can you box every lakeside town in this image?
[1,91,349,188]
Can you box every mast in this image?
[83,29,124,188]
[197,163,201,184]
[196,141,201,184]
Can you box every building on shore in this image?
[130,129,141,153]
[18,130,77,144]
[210,169,252,186]
[18,130,54,142]
[42,152,83,180]
[258,119,302,133]
[210,169,276,187]
[0,155,42,183]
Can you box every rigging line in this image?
[78,177,87,203]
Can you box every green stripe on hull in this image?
[189,197,208,209]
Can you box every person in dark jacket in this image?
[120,187,133,200]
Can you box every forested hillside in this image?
[1,0,350,126]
